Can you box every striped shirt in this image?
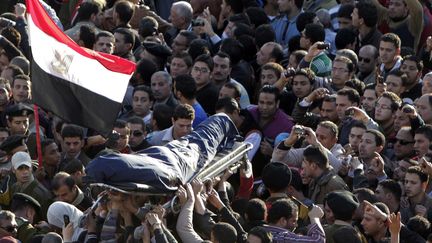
[263,223,326,243]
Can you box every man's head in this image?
[394,126,415,160]
[357,45,378,74]
[151,71,173,102]
[170,51,193,79]
[127,116,147,148]
[388,0,409,20]
[0,78,11,107]
[320,95,338,123]
[361,84,377,115]
[338,3,355,30]
[0,210,17,237]
[358,129,385,160]
[267,198,299,231]
[256,42,283,66]
[384,70,407,96]
[6,104,32,135]
[171,30,198,55]
[218,83,241,102]
[292,68,315,99]
[174,74,197,101]
[11,193,41,224]
[41,139,60,167]
[258,85,280,120]
[210,222,237,243]
[262,162,292,193]
[11,152,32,184]
[52,173,78,204]
[113,28,134,56]
[404,166,428,199]
[414,125,432,157]
[113,0,134,25]
[191,54,213,89]
[375,179,402,206]
[1,65,23,84]
[379,33,401,66]
[61,124,85,159]
[12,74,31,103]
[132,85,153,117]
[415,94,432,124]
[300,23,325,50]
[393,158,418,182]
[172,104,194,139]
[400,55,422,87]
[260,62,284,86]
[336,88,360,120]
[93,31,115,54]
[277,0,303,13]
[316,121,338,150]
[215,97,241,123]
[324,190,359,222]
[361,202,389,238]
[212,52,232,83]
[422,72,432,95]
[169,1,193,29]
[348,122,367,154]
[74,1,103,26]
[352,1,378,29]
[331,56,355,89]
[302,145,329,178]
[113,120,130,151]
[374,91,401,124]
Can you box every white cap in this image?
[11,152,32,170]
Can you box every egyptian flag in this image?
[26,0,135,136]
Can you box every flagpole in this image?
[33,104,43,168]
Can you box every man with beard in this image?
[377,33,402,79]
[113,28,135,62]
[93,31,115,54]
[371,0,423,50]
[375,179,402,214]
[400,55,423,102]
[361,84,377,119]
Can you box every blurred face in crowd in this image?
[1,67,14,83]
[414,133,431,157]
[171,34,188,54]
[14,164,31,184]
[170,57,190,79]
[415,95,432,124]
[359,132,381,160]
[315,125,337,150]
[336,94,355,120]
[256,43,274,66]
[7,116,29,135]
[0,84,10,106]
[0,214,17,236]
[172,118,193,139]
[169,5,186,29]
[385,75,404,96]
[258,92,279,120]
[422,75,432,95]
[151,74,171,102]
[374,185,388,205]
[133,90,153,117]
[394,129,415,160]
[338,17,353,30]
[292,74,312,99]
[93,36,115,54]
[43,142,61,167]
[361,213,385,237]
[357,47,377,74]
[288,54,300,69]
[404,173,425,199]
[400,60,420,86]
[379,41,398,66]
[127,122,146,147]
[285,209,298,231]
[388,0,408,19]
[260,69,279,86]
[320,100,338,123]
[393,109,410,132]
[212,55,231,82]
[331,61,352,88]
[393,160,413,181]
[0,130,8,144]
[277,0,291,12]
[361,89,377,115]
[63,137,84,159]
[324,202,335,224]
[113,32,131,56]
[219,85,238,100]
[191,61,211,88]
[54,184,77,203]
[12,78,31,103]
[351,7,361,28]
[0,53,9,72]
[113,126,129,151]
[374,97,395,123]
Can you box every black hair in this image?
[173,104,195,121]
[114,28,135,46]
[114,1,134,24]
[220,38,244,65]
[380,33,401,49]
[338,3,355,19]
[188,39,211,61]
[61,125,84,140]
[152,104,174,130]
[335,28,357,50]
[174,74,196,100]
[337,88,361,105]
[365,129,386,147]
[135,58,158,86]
[267,198,298,224]
[133,85,154,101]
[255,24,276,48]
[406,166,429,183]
[378,179,402,202]
[296,12,317,33]
[245,198,267,221]
[355,1,378,27]
[248,227,273,243]
[245,7,270,27]
[303,145,329,169]
[211,222,237,243]
[79,25,96,49]
[215,97,240,114]
[304,23,325,43]
[259,85,280,102]
[194,54,214,72]
[139,16,158,38]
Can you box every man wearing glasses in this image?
[192,54,219,115]
[127,116,150,152]
[356,45,379,85]
[374,92,402,138]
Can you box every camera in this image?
[345,109,355,117]
[192,19,205,27]
[317,43,330,50]
[294,127,305,136]
[284,68,296,77]
[376,75,384,84]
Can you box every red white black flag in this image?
[26,0,135,136]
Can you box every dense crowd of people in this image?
[0,0,432,242]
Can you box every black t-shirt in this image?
[196,82,219,115]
